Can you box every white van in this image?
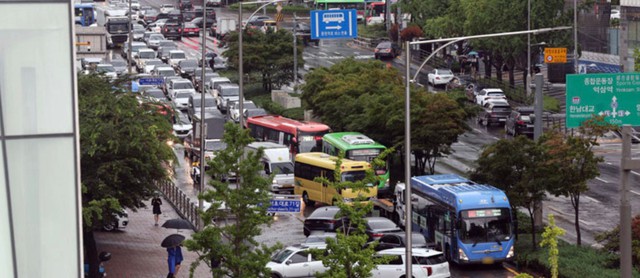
[245,142,294,193]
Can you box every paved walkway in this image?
[94,197,211,278]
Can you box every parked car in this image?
[505,106,535,137]
[267,244,328,278]
[475,88,506,106]
[427,68,455,86]
[374,41,401,60]
[161,22,183,40]
[464,83,488,102]
[477,99,512,126]
[365,232,428,251]
[303,206,348,237]
[372,248,450,278]
[182,22,200,37]
[363,217,403,241]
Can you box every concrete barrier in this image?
[271,90,301,109]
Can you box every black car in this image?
[505,106,535,137]
[363,217,402,241]
[161,22,183,40]
[179,0,192,10]
[177,59,198,78]
[303,206,349,237]
[477,99,512,126]
[365,232,428,251]
[182,11,197,22]
[191,17,215,28]
[374,41,401,60]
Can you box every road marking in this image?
[596,177,609,183]
[579,219,595,226]
[606,162,613,165]
[472,128,483,133]
[585,196,600,204]
[632,171,640,176]
[503,265,520,276]
[630,190,640,196]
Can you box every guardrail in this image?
[156,179,202,231]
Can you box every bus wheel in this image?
[302,192,315,206]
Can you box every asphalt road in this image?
[120,1,640,276]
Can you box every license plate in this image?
[527,124,534,128]
[499,119,506,122]
[482,257,494,264]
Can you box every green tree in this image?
[309,152,391,278]
[540,214,565,278]
[79,74,175,278]
[595,215,640,271]
[223,28,303,92]
[184,122,279,278]
[539,116,615,246]
[469,136,546,249]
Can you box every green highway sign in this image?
[566,73,640,128]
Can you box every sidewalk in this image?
[94,197,211,278]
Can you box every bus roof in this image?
[410,174,510,211]
[295,152,370,171]
[247,115,330,134]
[323,132,386,151]
[74,3,94,8]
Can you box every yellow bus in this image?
[294,152,377,206]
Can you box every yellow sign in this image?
[544,47,567,63]
[75,41,91,46]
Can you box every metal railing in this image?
[156,179,202,231]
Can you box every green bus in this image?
[321,132,389,194]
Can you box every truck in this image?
[245,142,295,194]
[209,17,237,40]
[95,6,130,48]
[183,110,226,163]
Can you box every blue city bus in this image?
[74,3,96,26]
[408,174,515,264]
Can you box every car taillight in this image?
[371,233,383,239]
[178,28,182,32]
[164,28,168,32]
[421,266,433,276]
[516,120,525,125]
[324,220,337,224]
[436,76,440,79]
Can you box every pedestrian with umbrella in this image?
[162,218,193,231]
[162,234,185,278]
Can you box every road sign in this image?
[544,47,567,63]
[267,198,301,213]
[566,73,640,128]
[138,77,164,86]
[310,9,358,40]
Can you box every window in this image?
[380,236,400,245]
[289,251,308,264]
[413,254,447,265]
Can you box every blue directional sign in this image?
[310,9,358,40]
[138,77,164,86]
[267,199,302,213]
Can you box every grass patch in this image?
[543,95,560,113]
[515,234,640,278]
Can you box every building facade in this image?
[0,0,82,277]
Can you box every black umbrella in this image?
[161,234,185,248]
[162,218,193,230]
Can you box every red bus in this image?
[246,115,331,156]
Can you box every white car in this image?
[160,4,175,14]
[135,48,157,71]
[372,248,450,278]
[152,66,177,80]
[95,64,117,80]
[168,50,187,68]
[206,77,231,97]
[475,88,506,106]
[611,9,621,20]
[229,100,258,123]
[146,33,166,50]
[172,110,192,139]
[142,59,164,74]
[103,209,129,232]
[167,79,196,110]
[267,244,328,278]
[427,69,455,86]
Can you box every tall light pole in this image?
[406,26,570,277]
[199,0,209,217]
[527,0,531,97]
[238,0,286,129]
[127,0,133,75]
[574,0,578,72]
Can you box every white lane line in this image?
[473,128,483,133]
[632,171,640,176]
[631,190,640,196]
[596,177,609,183]
[585,196,601,204]
[606,162,613,165]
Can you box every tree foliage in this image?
[540,214,565,278]
[223,28,304,92]
[184,122,279,278]
[469,136,546,248]
[301,59,469,175]
[595,215,640,271]
[79,73,175,277]
[309,152,391,278]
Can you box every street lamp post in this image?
[199,0,210,219]
[405,26,570,277]
[128,0,133,75]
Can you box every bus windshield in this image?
[341,171,367,183]
[298,131,327,153]
[271,162,293,175]
[459,208,512,244]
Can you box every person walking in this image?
[167,245,184,278]
[152,195,162,227]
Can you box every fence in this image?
[156,179,202,231]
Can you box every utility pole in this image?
[403,39,412,278]
[293,13,298,94]
[198,0,208,226]
[127,0,133,75]
[620,125,638,278]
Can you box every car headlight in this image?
[506,246,514,258]
[459,248,469,261]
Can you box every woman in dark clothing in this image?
[152,195,162,226]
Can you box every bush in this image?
[515,235,640,278]
[281,107,304,120]
[400,25,423,42]
[543,95,560,113]
[358,23,387,39]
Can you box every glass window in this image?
[289,251,308,264]
[7,137,78,277]
[0,147,14,276]
[1,4,74,136]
